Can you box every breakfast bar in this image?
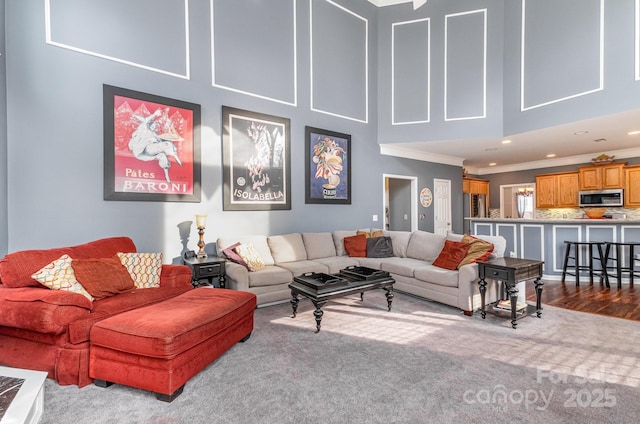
[468,217,640,281]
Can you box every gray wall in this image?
[2,0,462,259]
[0,0,6,256]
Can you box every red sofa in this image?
[0,237,193,387]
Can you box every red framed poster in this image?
[103,84,201,202]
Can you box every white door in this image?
[433,179,452,236]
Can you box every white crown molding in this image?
[380,144,464,167]
[473,146,640,175]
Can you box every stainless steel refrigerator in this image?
[463,193,488,234]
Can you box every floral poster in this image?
[103,85,201,202]
[305,127,351,204]
[222,106,291,210]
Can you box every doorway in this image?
[433,179,452,236]
[383,174,418,231]
[500,183,536,218]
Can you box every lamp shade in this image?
[195,214,207,228]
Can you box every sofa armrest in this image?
[224,262,249,291]
[159,264,193,288]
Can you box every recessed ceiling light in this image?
[489,162,496,166]
[547,154,556,158]
[501,139,512,144]
[628,130,640,135]
[574,131,589,135]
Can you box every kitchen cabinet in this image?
[624,165,640,207]
[578,163,626,190]
[535,172,579,208]
[463,178,489,195]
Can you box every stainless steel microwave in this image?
[578,189,624,207]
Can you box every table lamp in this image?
[195,214,208,259]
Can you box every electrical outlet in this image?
[510,251,516,258]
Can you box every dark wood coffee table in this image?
[289,266,395,333]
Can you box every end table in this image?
[183,256,226,288]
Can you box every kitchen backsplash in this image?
[488,207,640,219]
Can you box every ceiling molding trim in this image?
[380,144,464,167]
[474,147,640,175]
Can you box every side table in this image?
[183,256,226,288]
[478,257,544,329]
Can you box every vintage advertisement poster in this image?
[305,127,351,204]
[104,85,201,202]
[222,106,291,211]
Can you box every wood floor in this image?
[525,279,640,321]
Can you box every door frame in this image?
[383,174,418,231]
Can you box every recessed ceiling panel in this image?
[46,0,189,78]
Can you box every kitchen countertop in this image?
[466,217,640,224]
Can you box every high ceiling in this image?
[381,109,640,175]
[368,0,640,175]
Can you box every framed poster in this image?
[103,84,201,202]
[305,126,351,204]
[222,106,291,210]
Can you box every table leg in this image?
[534,277,544,318]
[384,287,394,311]
[311,301,326,333]
[290,291,299,318]
[508,284,518,329]
[479,278,487,319]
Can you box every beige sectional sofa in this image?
[217,229,506,315]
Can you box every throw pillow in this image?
[457,234,494,269]
[234,243,266,272]
[433,240,471,270]
[116,252,162,289]
[222,242,248,267]
[343,234,367,257]
[30,254,94,301]
[72,257,135,299]
[357,230,384,239]
[366,236,394,258]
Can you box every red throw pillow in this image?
[222,242,248,268]
[72,257,135,300]
[343,234,367,257]
[433,240,470,270]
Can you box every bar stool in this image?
[561,241,608,286]
[602,242,640,288]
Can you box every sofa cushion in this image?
[246,266,293,288]
[383,231,412,257]
[217,235,274,266]
[116,252,163,289]
[332,230,357,256]
[380,257,428,278]
[312,256,360,273]
[0,237,136,288]
[366,237,394,258]
[406,231,446,262]
[302,232,336,260]
[433,240,471,270]
[344,234,367,257]
[30,254,94,301]
[276,260,328,275]
[72,258,136,300]
[414,265,460,288]
[457,235,494,268]
[234,243,266,272]
[268,233,307,263]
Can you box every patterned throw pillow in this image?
[31,254,94,301]
[457,234,494,269]
[234,243,265,272]
[116,252,163,289]
[72,257,135,299]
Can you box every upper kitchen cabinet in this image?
[463,178,489,195]
[624,165,640,207]
[578,163,626,190]
[535,172,579,208]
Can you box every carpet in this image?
[41,291,640,423]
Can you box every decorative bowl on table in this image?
[584,208,607,219]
